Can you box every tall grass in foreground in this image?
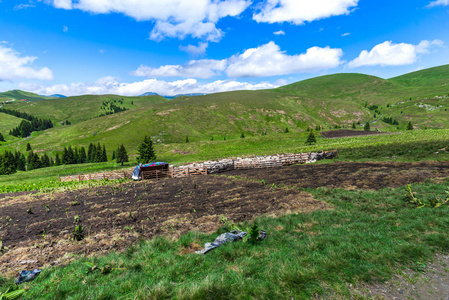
[2,181,449,299]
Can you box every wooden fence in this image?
[59,151,336,183]
[59,170,132,182]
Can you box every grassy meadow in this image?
[1,65,449,299]
[1,177,449,299]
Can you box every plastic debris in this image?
[256,230,267,241]
[196,230,247,254]
[15,269,41,285]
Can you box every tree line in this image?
[0,142,110,175]
[0,108,53,138]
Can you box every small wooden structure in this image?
[140,163,170,180]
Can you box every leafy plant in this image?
[404,184,425,208]
[0,287,26,300]
[248,222,260,245]
[73,225,84,241]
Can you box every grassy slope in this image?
[1,65,449,158]
[0,89,51,102]
[0,113,22,135]
[2,94,168,125]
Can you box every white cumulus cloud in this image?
[226,41,343,77]
[19,77,279,96]
[179,42,208,56]
[132,59,227,79]
[348,40,443,68]
[133,42,342,79]
[253,0,358,24]
[273,30,285,35]
[0,44,53,81]
[427,0,449,7]
[48,0,251,41]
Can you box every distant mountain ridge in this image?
[140,92,208,99]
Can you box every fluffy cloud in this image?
[179,42,208,56]
[134,41,342,79]
[348,40,443,68]
[132,59,227,78]
[253,0,358,24]
[48,0,250,41]
[0,44,53,81]
[427,0,449,7]
[13,3,36,10]
[19,76,278,96]
[226,41,343,77]
[273,30,285,35]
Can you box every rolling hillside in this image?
[0,65,448,157]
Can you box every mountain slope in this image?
[389,64,449,87]
[0,90,51,102]
[1,65,449,157]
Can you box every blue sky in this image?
[0,0,448,96]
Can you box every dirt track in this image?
[1,161,449,277]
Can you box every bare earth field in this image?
[321,129,389,138]
[2,161,449,299]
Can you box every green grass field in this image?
[1,129,449,193]
[1,174,448,299]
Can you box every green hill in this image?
[1,94,169,124]
[389,64,449,87]
[0,89,51,102]
[1,65,449,158]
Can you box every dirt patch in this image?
[321,129,389,139]
[224,161,449,190]
[352,254,449,299]
[0,175,326,277]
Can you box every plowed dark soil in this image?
[2,160,449,278]
[225,161,449,190]
[321,129,388,138]
[0,175,323,276]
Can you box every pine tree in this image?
[26,143,32,151]
[27,152,41,170]
[305,131,316,145]
[67,146,75,164]
[137,136,156,163]
[55,153,61,166]
[102,145,107,162]
[407,121,413,130]
[16,153,26,171]
[240,133,245,138]
[0,132,5,142]
[73,147,79,164]
[95,143,102,162]
[364,122,370,131]
[0,151,16,175]
[111,150,116,160]
[116,144,129,166]
[87,143,94,162]
[284,127,289,133]
[352,122,356,129]
[79,147,87,163]
[186,136,189,143]
[41,153,51,167]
